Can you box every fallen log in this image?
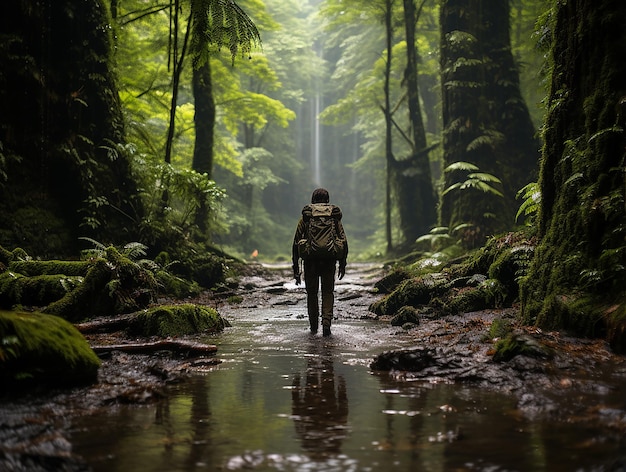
[75,314,134,334]
[91,339,218,358]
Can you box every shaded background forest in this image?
[0,0,545,261]
[2,0,626,348]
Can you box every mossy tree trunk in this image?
[392,0,437,246]
[0,0,142,257]
[439,0,539,246]
[520,1,626,351]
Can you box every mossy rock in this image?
[370,275,447,316]
[390,306,421,326]
[127,304,230,337]
[492,333,552,363]
[374,267,412,294]
[487,245,534,301]
[444,279,507,315]
[0,272,83,308]
[0,310,100,387]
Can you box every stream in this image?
[2,264,626,471]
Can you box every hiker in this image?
[292,188,348,336]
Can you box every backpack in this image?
[297,203,346,260]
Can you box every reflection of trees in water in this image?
[291,342,349,458]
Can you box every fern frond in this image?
[515,182,541,222]
[467,172,502,184]
[123,242,148,260]
[444,161,479,173]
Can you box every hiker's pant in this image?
[304,259,336,329]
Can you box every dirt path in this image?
[1,262,625,471]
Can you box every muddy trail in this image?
[1,262,626,471]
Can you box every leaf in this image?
[444,161,479,173]
[467,172,502,184]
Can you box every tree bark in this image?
[521,0,626,352]
[439,0,539,246]
[383,0,394,253]
[91,340,218,357]
[191,51,215,180]
[393,0,437,244]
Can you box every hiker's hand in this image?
[295,274,301,285]
[338,265,345,280]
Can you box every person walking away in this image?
[292,188,348,336]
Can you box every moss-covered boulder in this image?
[492,333,553,363]
[370,275,448,316]
[127,304,229,337]
[390,306,421,326]
[0,272,83,308]
[374,267,412,294]
[0,310,100,387]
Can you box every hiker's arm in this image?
[337,220,348,279]
[292,219,305,282]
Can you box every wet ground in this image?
[1,263,626,471]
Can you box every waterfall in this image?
[311,83,322,187]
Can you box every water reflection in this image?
[291,340,349,459]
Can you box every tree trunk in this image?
[521,0,626,352]
[393,0,437,244]
[0,0,142,257]
[191,48,215,180]
[439,0,539,246]
[383,0,394,253]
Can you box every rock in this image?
[390,305,421,326]
[370,347,436,371]
[0,310,100,388]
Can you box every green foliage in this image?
[0,310,100,387]
[129,153,226,252]
[442,162,504,198]
[515,182,541,223]
[190,0,263,67]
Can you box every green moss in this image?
[0,245,13,267]
[374,267,413,294]
[369,276,444,316]
[128,304,229,337]
[227,295,243,304]
[606,303,626,354]
[155,270,201,298]
[45,248,157,321]
[8,260,91,277]
[488,317,513,339]
[444,279,507,315]
[0,310,100,387]
[492,333,552,363]
[0,272,82,308]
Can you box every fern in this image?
[192,0,262,66]
[516,182,541,223]
[442,163,504,198]
[444,161,479,173]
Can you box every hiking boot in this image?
[322,326,331,337]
